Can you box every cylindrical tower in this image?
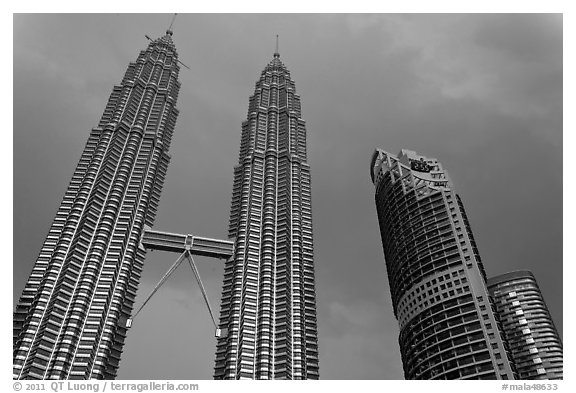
[488,271,563,379]
[371,148,517,380]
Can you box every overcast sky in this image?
[13,13,562,380]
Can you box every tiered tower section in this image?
[13,31,181,380]
[488,271,563,379]
[371,149,517,380]
[214,52,319,379]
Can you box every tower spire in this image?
[274,34,280,58]
[167,13,177,36]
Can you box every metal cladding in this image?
[371,149,517,380]
[488,271,563,379]
[214,53,319,379]
[13,32,181,379]
[141,228,234,259]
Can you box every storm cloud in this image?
[13,14,562,379]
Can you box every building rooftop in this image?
[487,270,536,287]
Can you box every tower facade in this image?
[488,271,563,379]
[371,149,517,380]
[214,51,319,379]
[13,31,181,379]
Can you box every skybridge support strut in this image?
[129,227,234,338]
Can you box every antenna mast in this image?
[274,34,280,57]
[167,13,177,35]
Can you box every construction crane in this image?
[144,13,190,70]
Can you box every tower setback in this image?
[14,31,181,379]
[214,51,319,380]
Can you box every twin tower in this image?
[14,28,562,380]
[13,30,318,380]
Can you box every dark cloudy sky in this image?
[13,14,562,380]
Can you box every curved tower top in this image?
[370,148,453,190]
[488,271,563,379]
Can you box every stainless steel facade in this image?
[13,31,181,379]
[214,51,319,379]
[488,271,563,379]
[371,149,517,380]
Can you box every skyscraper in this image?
[214,49,319,380]
[370,148,517,380]
[488,271,563,379]
[13,30,181,379]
